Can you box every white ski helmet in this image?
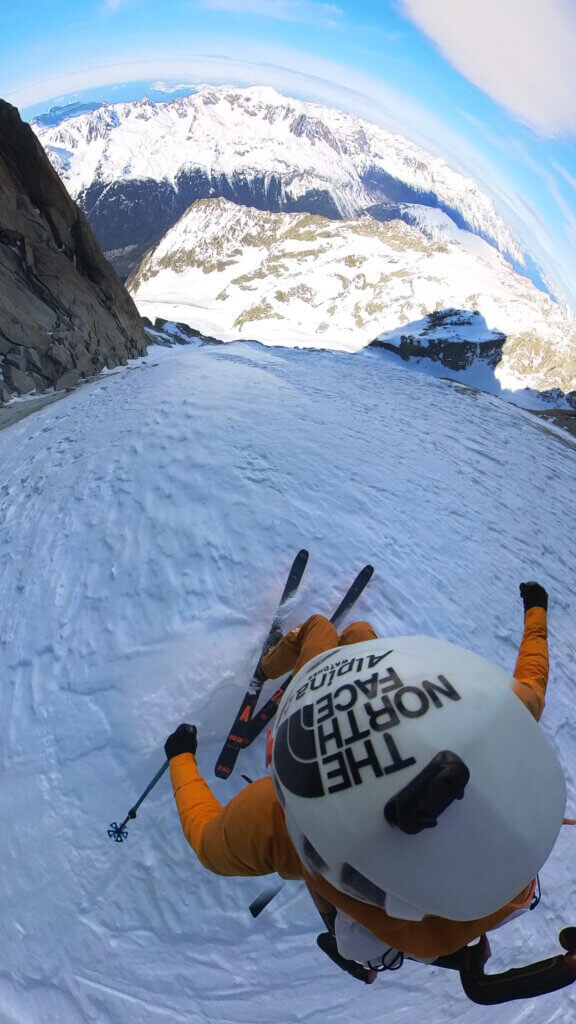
[270,636,566,921]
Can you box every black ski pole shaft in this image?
[250,880,306,917]
[249,884,284,917]
[108,760,169,842]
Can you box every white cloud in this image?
[401,0,576,137]
[152,81,197,92]
[102,0,128,11]
[552,161,576,196]
[198,0,343,27]
[10,49,443,150]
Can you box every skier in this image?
[164,582,565,982]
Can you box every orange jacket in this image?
[169,607,549,959]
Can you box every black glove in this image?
[164,723,198,760]
[519,581,548,612]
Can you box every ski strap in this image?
[316,932,378,984]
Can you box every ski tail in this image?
[244,564,374,745]
[214,549,309,779]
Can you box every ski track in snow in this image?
[0,342,575,1023]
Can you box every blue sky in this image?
[2,0,576,312]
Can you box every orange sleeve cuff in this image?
[169,752,224,856]
[512,606,548,721]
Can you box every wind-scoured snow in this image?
[130,197,576,395]
[33,84,524,266]
[1,340,575,1024]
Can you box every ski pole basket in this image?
[107,761,170,842]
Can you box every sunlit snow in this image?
[131,199,576,398]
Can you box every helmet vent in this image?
[302,835,328,873]
[340,863,387,908]
[384,750,470,835]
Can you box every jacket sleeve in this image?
[168,754,303,880]
[511,606,548,721]
[261,615,340,679]
[261,627,303,679]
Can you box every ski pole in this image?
[249,881,307,917]
[250,884,284,917]
[108,760,169,842]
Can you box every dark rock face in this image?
[80,169,343,273]
[371,334,505,371]
[369,310,507,373]
[289,114,342,152]
[0,100,147,403]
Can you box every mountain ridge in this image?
[33,85,534,287]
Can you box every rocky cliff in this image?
[0,100,146,403]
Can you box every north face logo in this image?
[274,667,461,798]
[273,705,324,797]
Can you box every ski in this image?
[214,549,309,778]
[326,563,374,631]
[244,564,374,745]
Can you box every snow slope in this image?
[130,198,576,396]
[1,339,575,1024]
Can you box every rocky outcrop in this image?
[370,334,506,372]
[0,100,146,403]
[369,307,576,399]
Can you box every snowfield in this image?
[0,339,575,1024]
[129,198,576,398]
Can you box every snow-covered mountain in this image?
[33,85,529,279]
[1,338,575,1024]
[30,84,575,399]
[129,197,576,398]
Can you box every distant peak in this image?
[32,101,103,128]
[242,85,285,104]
